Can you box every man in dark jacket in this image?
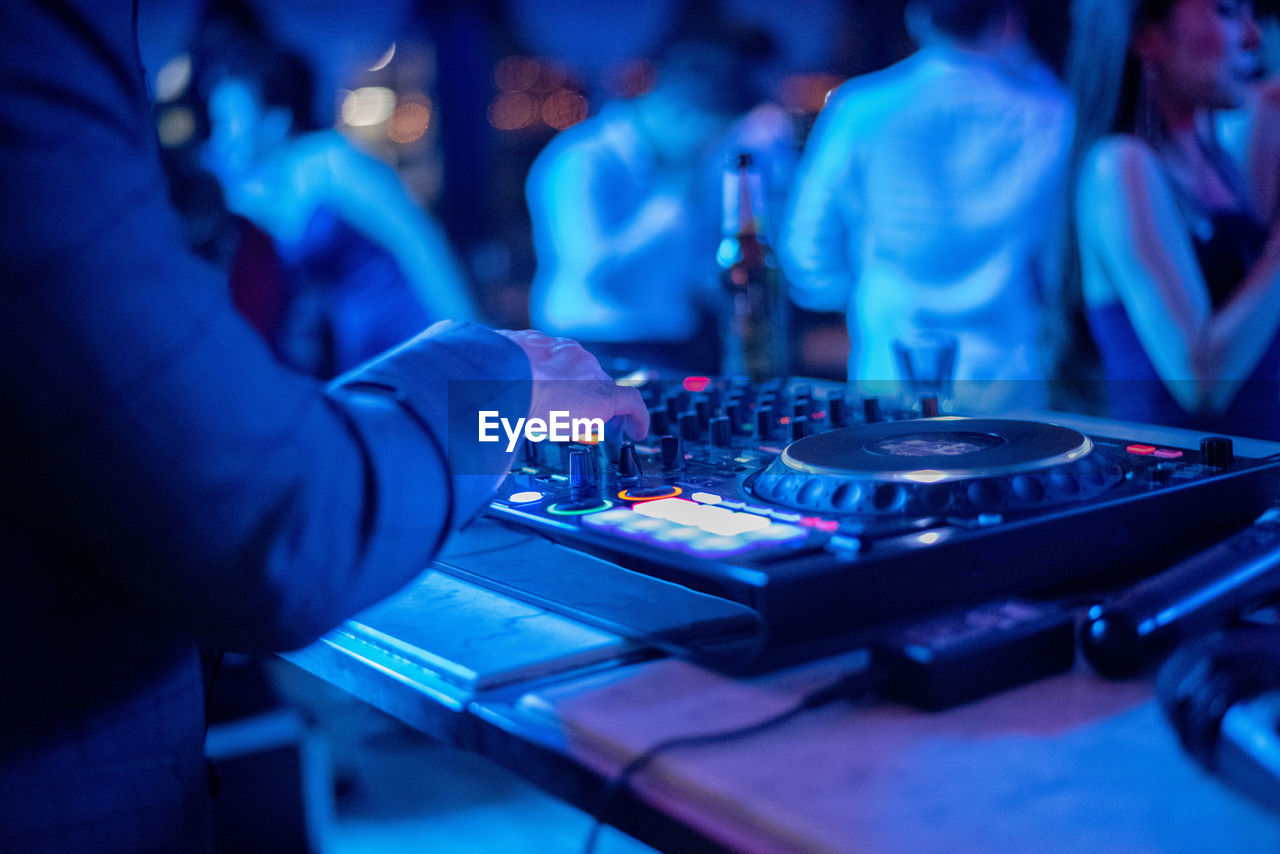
[0,2,645,850]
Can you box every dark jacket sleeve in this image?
[0,0,528,652]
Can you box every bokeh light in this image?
[488,91,537,131]
[157,106,196,148]
[340,86,397,127]
[541,88,588,130]
[388,96,433,144]
[369,42,396,72]
[154,54,192,103]
[490,55,588,133]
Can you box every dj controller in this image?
[463,377,1280,668]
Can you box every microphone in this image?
[1081,515,1280,678]
[1157,627,1280,812]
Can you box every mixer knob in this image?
[660,434,683,470]
[862,396,882,423]
[790,416,811,442]
[679,410,701,441]
[1200,436,1233,470]
[617,442,643,480]
[710,416,732,447]
[920,395,940,418]
[756,406,776,440]
[827,393,847,428]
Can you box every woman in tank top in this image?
[1062,0,1280,439]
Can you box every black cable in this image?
[440,532,539,561]
[581,667,885,854]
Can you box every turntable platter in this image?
[779,418,1093,482]
[751,418,1119,518]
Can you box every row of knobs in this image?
[650,390,940,446]
[550,384,952,493]
[565,440,671,491]
[526,438,676,492]
[527,414,1229,480]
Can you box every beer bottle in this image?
[718,152,788,380]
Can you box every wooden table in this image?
[282,520,1280,853]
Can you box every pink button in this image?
[1126,444,1156,455]
[683,376,710,393]
[1154,448,1184,459]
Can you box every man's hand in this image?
[496,330,649,440]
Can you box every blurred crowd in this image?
[154,0,1280,440]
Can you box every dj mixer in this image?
[464,377,1280,667]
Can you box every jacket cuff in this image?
[329,321,531,531]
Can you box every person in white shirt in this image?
[526,37,761,376]
[781,0,1073,412]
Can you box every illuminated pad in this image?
[582,497,807,555]
[632,498,695,520]
[581,508,634,527]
